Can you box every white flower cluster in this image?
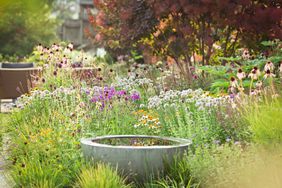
[194,96,230,110]
[147,89,230,110]
[113,76,153,91]
[16,87,76,108]
[156,70,173,82]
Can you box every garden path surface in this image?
[0,157,10,188]
[1,100,13,113]
[1,101,13,187]
[0,138,11,188]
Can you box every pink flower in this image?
[36,44,43,52]
[250,89,257,96]
[67,43,74,50]
[242,49,250,60]
[230,77,238,87]
[264,61,274,72]
[236,68,246,80]
[263,69,275,79]
[131,92,141,101]
[248,67,260,80]
[95,33,103,42]
[256,81,263,88]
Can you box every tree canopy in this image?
[89,0,282,65]
[0,0,57,57]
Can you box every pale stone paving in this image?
[0,158,10,188]
[0,101,13,187]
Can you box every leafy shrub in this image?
[198,40,282,94]
[155,101,249,146]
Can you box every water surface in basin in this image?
[92,137,180,146]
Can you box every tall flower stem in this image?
[249,78,254,95]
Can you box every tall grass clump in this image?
[243,96,282,144]
[6,91,83,187]
[75,163,131,188]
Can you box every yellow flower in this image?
[30,135,38,142]
[95,102,102,110]
[39,128,52,136]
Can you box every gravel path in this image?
[0,160,10,188]
[0,147,11,188]
[1,100,14,113]
[0,118,12,188]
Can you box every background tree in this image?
[88,0,282,69]
[0,0,57,57]
[51,0,79,20]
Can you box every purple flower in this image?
[116,90,126,96]
[131,92,140,101]
[90,97,98,103]
[89,86,140,110]
[230,93,235,99]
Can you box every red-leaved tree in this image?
[87,0,281,79]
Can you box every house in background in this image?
[58,0,96,50]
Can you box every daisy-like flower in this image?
[264,61,274,72]
[230,77,238,87]
[248,67,260,80]
[242,49,250,60]
[238,86,244,92]
[256,81,263,88]
[67,43,74,50]
[250,89,257,96]
[248,69,257,80]
[263,69,275,79]
[237,68,246,80]
[36,44,43,52]
[228,86,237,94]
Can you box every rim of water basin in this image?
[81,135,192,150]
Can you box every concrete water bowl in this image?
[81,135,192,181]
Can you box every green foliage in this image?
[2,40,281,187]
[154,155,199,188]
[186,144,282,188]
[0,0,57,56]
[217,56,241,62]
[244,97,282,144]
[184,143,248,187]
[198,66,231,77]
[75,164,131,188]
[7,94,83,187]
[261,40,279,47]
[156,103,249,147]
[155,177,199,188]
[198,40,282,93]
